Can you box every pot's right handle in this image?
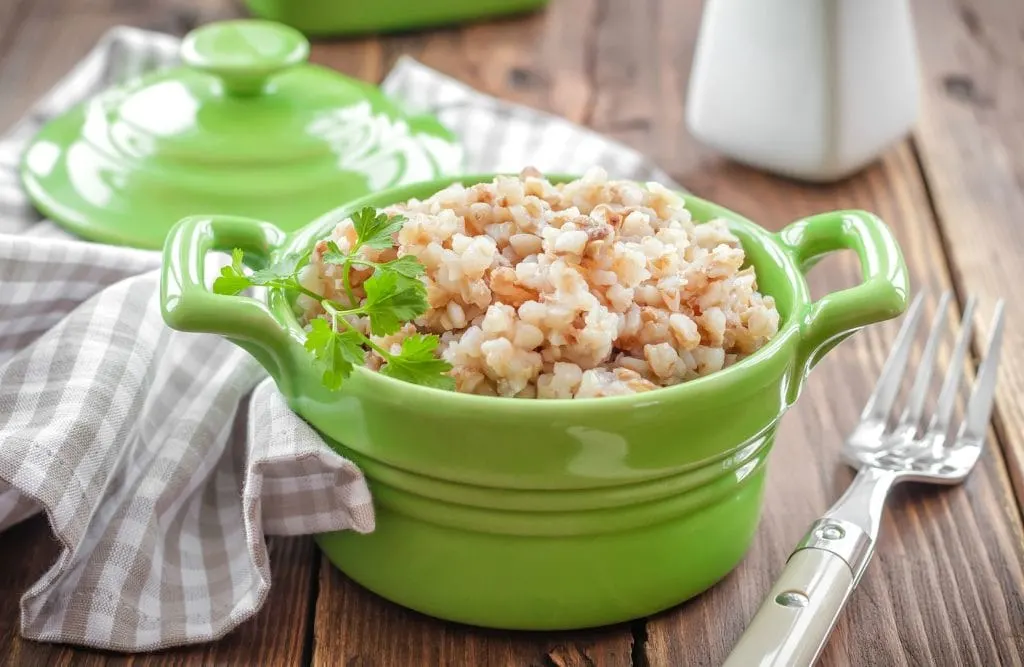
[160,215,303,390]
[778,211,909,402]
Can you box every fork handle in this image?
[721,547,855,667]
[724,467,893,665]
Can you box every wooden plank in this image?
[910,0,1024,512]
[309,0,599,127]
[0,516,62,667]
[0,0,33,78]
[0,0,237,131]
[311,558,635,667]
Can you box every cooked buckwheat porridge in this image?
[297,167,780,398]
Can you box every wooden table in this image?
[2,0,1023,664]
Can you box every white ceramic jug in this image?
[686,0,920,183]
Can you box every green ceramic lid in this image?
[20,19,463,249]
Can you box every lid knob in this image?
[180,19,310,97]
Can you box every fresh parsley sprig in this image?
[212,207,455,392]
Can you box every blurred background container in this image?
[686,0,920,183]
[244,0,551,36]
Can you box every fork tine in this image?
[860,292,926,423]
[925,296,977,436]
[896,291,952,433]
[956,299,1006,444]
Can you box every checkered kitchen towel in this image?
[0,27,677,652]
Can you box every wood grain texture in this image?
[0,517,62,667]
[312,559,635,667]
[0,0,236,131]
[910,0,1024,514]
[1,0,1023,665]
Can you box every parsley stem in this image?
[338,239,365,308]
[260,278,330,307]
[289,282,330,305]
[340,259,358,307]
[321,301,348,327]
[322,301,393,361]
[321,300,363,319]
[363,335,394,361]
[322,300,341,332]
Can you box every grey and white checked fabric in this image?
[0,27,677,653]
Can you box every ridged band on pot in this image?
[323,423,776,536]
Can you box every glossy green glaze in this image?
[160,175,909,629]
[244,0,550,36]
[181,19,310,96]
[20,20,463,250]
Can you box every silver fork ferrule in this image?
[823,466,898,538]
[794,518,874,583]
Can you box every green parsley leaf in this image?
[212,248,252,296]
[304,318,336,358]
[351,207,406,250]
[379,334,455,390]
[250,249,311,286]
[379,254,426,279]
[321,241,348,266]
[303,319,365,390]
[361,271,428,336]
[213,267,252,296]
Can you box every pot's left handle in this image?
[161,215,302,390]
[779,210,909,403]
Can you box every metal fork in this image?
[723,291,1006,667]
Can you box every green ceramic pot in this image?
[244,0,551,36]
[160,175,909,630]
